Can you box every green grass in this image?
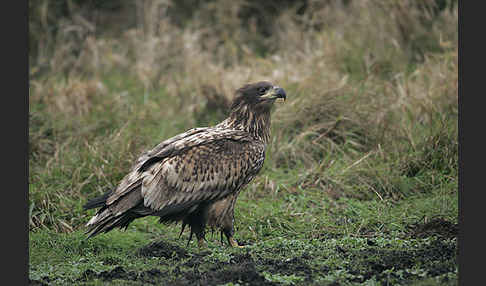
[30,190,457,285]
[29,66,458,284]
[29,2,457,284]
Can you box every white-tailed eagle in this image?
[84,81,286,247]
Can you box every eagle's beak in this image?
[273,86,286,102]
[261,86,286,102]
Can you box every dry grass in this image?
[29,0,457,231]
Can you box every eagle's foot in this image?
[228,237,244,248]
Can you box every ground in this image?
[29,201,457,286]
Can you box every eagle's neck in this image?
[217,104,271,144]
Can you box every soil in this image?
[137,240,190,259]
[75,251,281,286]
[346,238,457,283]
[407,217,458,239]
[30,221,458,285]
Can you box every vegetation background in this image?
[29,0,458,285]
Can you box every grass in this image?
[29,1,457,285]
[30,189,457,285]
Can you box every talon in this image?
[228,237,244,248]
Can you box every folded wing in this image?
[86,127,265,235]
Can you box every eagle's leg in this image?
[207,193,243,247]
[184,204,209,248]
[221,211,244,248]
[222,226,244,248]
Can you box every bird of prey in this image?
[83,81,286,247]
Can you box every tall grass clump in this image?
[29,0,457,232]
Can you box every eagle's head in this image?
[222,81,286,143]
[231,81,286,112]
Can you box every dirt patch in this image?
[77,252,277,286]
[135,241,313,284]
[178,250,313,285]
[136,240,189,259]
[37,238,457,285]
[75,242,314,285]
[178,253,277,286]
[407,217,458,239]
[347,237,457,284]
[79,266,168,284]
[260,254,314,282]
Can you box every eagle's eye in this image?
[258,87,269,95]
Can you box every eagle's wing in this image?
[103,127,209,206]
[104,128,265,217]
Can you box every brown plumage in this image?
[83,81,286,247]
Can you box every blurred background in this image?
[29,0,458,233]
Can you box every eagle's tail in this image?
[83,189,150,238]
[83,190,112,210]
[85,209,141,238]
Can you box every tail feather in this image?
[86,211,139,238]
[84,188,206,239]
[84,188,151,238]
[83,190,113,210]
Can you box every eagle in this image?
[83,81,286,248]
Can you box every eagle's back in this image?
[141,133,265,213]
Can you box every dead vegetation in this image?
[29,0,457,230]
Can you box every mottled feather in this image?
[84,81,286,246]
